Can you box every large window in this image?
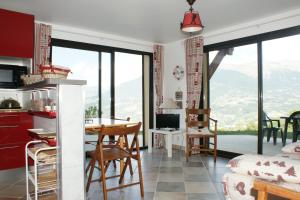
[52,46,99,117]
[206,26,300,156]
[51,39,152,147]
[210,44,258,154]
[262,34,300,155]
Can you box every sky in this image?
[52,47,143,91]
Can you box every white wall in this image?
[163,40,186,129]
[36,21,154,53]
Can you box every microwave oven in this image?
[0,64,28,88]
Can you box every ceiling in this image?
[1,0,300,43]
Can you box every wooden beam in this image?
[208,48,234,79]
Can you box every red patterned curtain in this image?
[34,23,52,74]
[154,45,164,114]
[185,36,204,109]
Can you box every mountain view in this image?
[210,67,300,131]
[85,77,143,122]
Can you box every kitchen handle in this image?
[0,115,18,118]
[0,145,20,150]
[0,125,19,128]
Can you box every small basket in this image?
[21,74,44,85]
[40,65,71,79]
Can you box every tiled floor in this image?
[0,149,230,200]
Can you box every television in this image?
[156,114,180,130]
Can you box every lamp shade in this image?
[181,10,203,32]
[159,98,178,109]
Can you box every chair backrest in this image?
[289,111,300,133]
[186,108,210,129]
[98,122,142,148]
[262,111,272,128]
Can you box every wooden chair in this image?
[185,108,218,162]
[86,122,144,200]
[85,117,134,191]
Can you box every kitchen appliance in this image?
[0,64,28,88]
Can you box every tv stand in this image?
[148,128,183,157]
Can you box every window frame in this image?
[204,25,300,157]
[51,38,153,148]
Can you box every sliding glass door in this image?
[114,52,143,145]
[207,27,300,155]
[262,34,300,155]
[209,44,258,154]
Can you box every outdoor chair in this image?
[185,108,218,162]
[262,111,283,145]
[284,111,300,144]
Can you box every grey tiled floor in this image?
[0,149,229,200]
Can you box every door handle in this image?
[0,125,19,128]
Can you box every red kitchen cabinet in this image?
[0,112,33,170]
[0,8,34,58]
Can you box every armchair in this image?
[262,112,283,145]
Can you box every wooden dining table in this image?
[85,118,137,172]
[85,118,137,130]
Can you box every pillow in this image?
[227,154,300,184]
[282,142,300,154]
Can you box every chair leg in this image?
[98,146,108,200]
[86,158,96,192]
[119,157,130,184]
[267,130,271,142]
[214,136,217,163]
[128,158,134,175]
[137,155,144,197]
[273,130,277,145]
[293,132,298,143]
[112,160,117,169]
[280,129,284,146]
[186,136,189,162]
[85,159,92,174]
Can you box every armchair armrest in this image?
[269,119,281,127]
[208,117,217,123]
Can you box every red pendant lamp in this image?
[180,0,204,33]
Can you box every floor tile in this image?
[154,192,186,200]
[156,182,185,192]
[185,182,217,193]
[0,149,229,200]
[187,193,220,200]
[159,167,183,173]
